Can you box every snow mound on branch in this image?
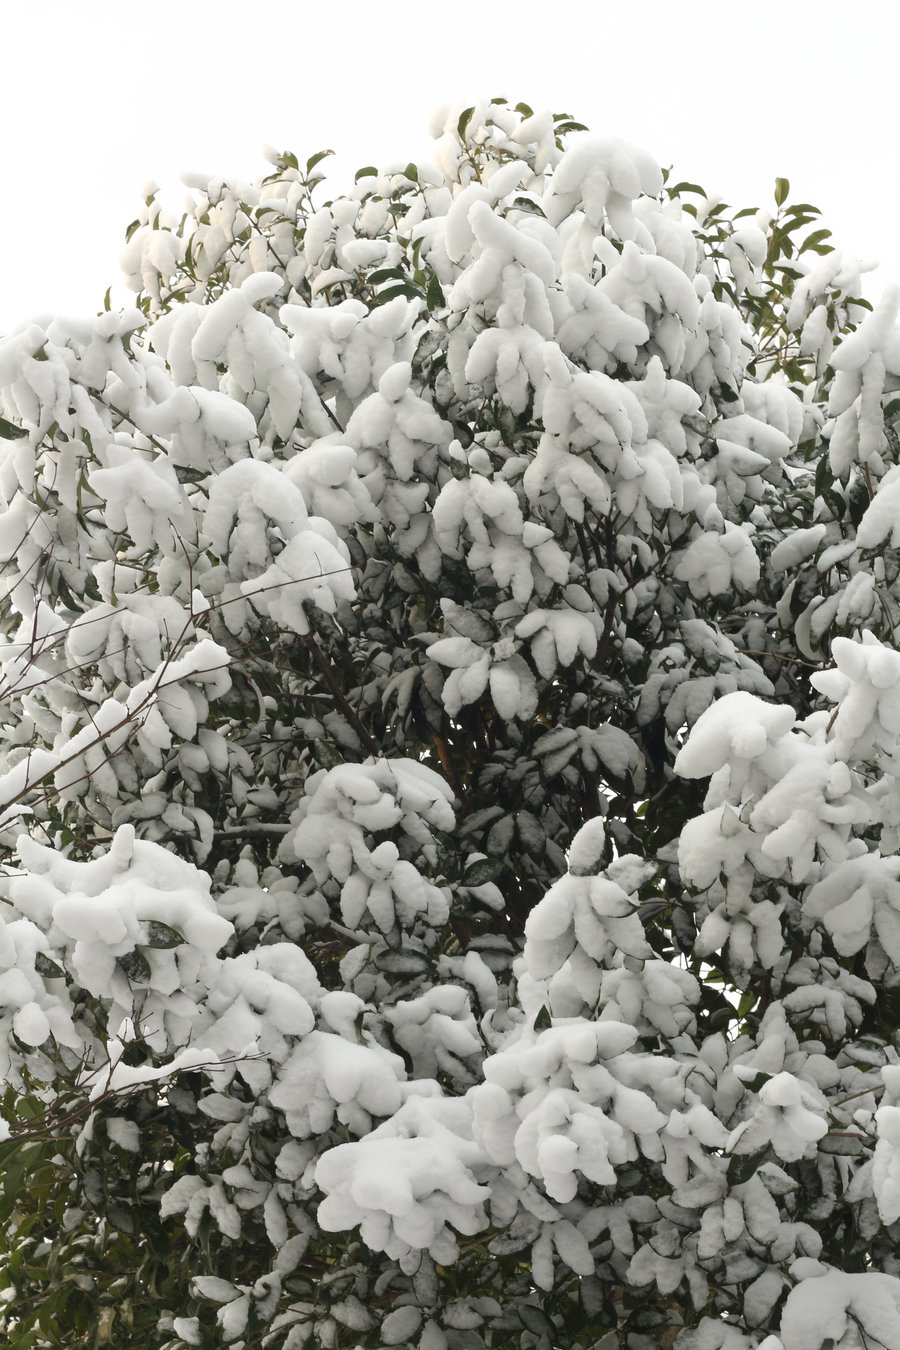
[780,1268,900,1350]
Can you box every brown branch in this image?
[831,1083,884,1109]
[300,629,378,756]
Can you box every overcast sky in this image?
[1,1,892,332]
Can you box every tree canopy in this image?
[1,98,900,1350]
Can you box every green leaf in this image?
[306,149,334,174]
[143,921,185,950]
[779,214,817,232]
[514,102,534,117]
[403,162,418,182]
[774,176,790,207]
[799,228,833,254]
[518,1303,555,1341]
[668,181,707,197]
[118,949,152,984]
[847,474,871,528]
[509,196,546,218]
[815,453,835,499]
[366,267,407,286]
[727,1149,767,1185]
[739,1070,772,1095]
[34,951,65,979]
[0,415,27,440]
[462,857,503,886]
[579,1276,615,1323]
[426,273,445,312]
[108,1201,136,1234]
[314,738,344,769]
[627,1307,672,1331]
[369,282,423,307]
[457,107,475,140]
[354,165,378,182]
[820,486,847,522]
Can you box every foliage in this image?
[0,97,899,1350]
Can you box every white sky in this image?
[0,1,893,332]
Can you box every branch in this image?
[300,629,379,757]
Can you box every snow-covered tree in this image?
[2,99,900,1350]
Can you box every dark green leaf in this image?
[847,474,871,528]
[108,1201,136,1234]
[815,454,835,499]
[509,196,546,217]
[118,949,152,983]
[143,921,185,950]
[627,1307,673,1331]
[34,951,65,979]
[0,415,27,440]
[579,1276,614,1321]
[426,273,445,311]
[462,857,502,886]
[774,176,790,207]
[366,267,407,286]
[533,1004,552,1031]
[314,738,344,769]
[354,165,378,182]
[739,1070,772,1095]
[518,1303,555,1341]
[369,282,423,307]
[727,1149,768,1185]
[403,162,418,182]
[820,486,846,522]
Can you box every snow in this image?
[316,1098,491,1263]
[780,1270,900,1350]
[675,691,795,780]
[674,522,761,598]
